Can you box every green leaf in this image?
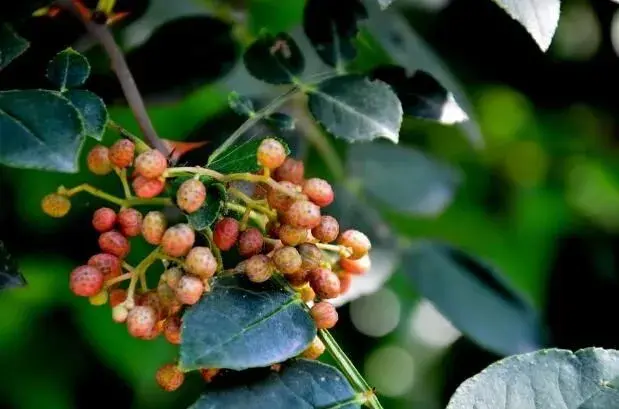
[402,242,545,356]
[186,183,228,231]
[491,0,560,52]
[377,0,396,8]
[208,136,290,174]
[0,241,26,291]
[447,348,619,408]
[265,112,295,131]
[46,48,91,90]
[0,90,84,173]
[0,24,29,70]
[179,276,316,371]
[64,90,108,141]
[303,0,368,68]
[190,359,360,409]
[228,92,255,117]
[348,143,460,217]
[307,75,402,143]
[243,32,304,84]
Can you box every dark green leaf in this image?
[229,92,255,117]
[0,24,29,70]
[447,348,619,409]
[243,32,304,84]
[348,143,460,216]
[208,136,290,174]
[303,0,368,67]
[402,242,545,356]
[491,0,560,51]
[265,112,295,131]
[46,48,90,90]
[307,75,402,143]
[186,183,228,231]
[0,90,84,173]
[64,90,108,141]
[0,241,26,291]
[179,276,315,371]
[190,359,359,409]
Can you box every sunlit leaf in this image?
[64,90,107,141]
[0,24,29,70]
[46,48,90,91]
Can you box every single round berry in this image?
[278,224,308,246]
[141,211,167,245]
[112,305,129,323]
[88,253,121,281]
[238,228,264,258]
[338,230,371,260]
[309,268,340,299]
[162,267,184,289]
[163,315,182,345]
[70,265,104,297]
[118,208,143,237]
[286,270,309,287]
[137,290,165,321]
[126,305,157,338]
[177,179,206,213]
[340,254,371,275]
[185,247,217,279]
[109,139,135,168]
[338,272,353,294]
[175,275,204,305]
[92,207,117,232]
[303,178,334,207]
[132,175,165,198]
[156,364,185,392]
[245,254,273,283]
[109,288,127,307]
[89,289,108,306]
[157,281,177,309]
[87,145,113,175]
[41,193,71,218]
[311,301,338,329]
[267,181,298,212]
[200,368,220,383]
[298,243,322,271]
[257,138,287,169]
[302,336,325,360]
[273,157,304,185]
[272,246,302,275]
[311,215,339,243]
[135,149,167,178]
[98,231,131,259]
[299,284,316,303]
[161,224,195,257]
[285,200,321,229]
[213,217,240,251]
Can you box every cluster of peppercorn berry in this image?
[41,136,372,392]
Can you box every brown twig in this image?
[56,0,169,155]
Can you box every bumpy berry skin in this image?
[41,193,71,218]
[257,138,287,169]
[213,217,240,251]
[70,265,104,297]
[112,305,129,323]
[177,179,207,214]
[88,253,121,281]
[109,139,135,168]
[200,368,220,383]
[302,336,325,359]
[135,149,167,178]
[156,364,185,391]
[309,268,340,299]
[238,228,264,258]
[161,224,195,257]
[109,288,127,307]
[92,207,117,232]
[311,215,339,243]
[267,181,298,212]
[272,246,302,275]
[99,231,131,259]
[311,301,338,329]
[338,230,371,260]
[132,176,165,198]
[175,275,204,305]
[127,305,157,338]
[340,254,371,275]
[286,270,309,287]
[303,178,334,207]
[163,315,182,345]
[137,291,165,321]
[273,158,305,185]
[298,243,322,271]
[87,145,113,175]
[245,254,273,283]
[285,200,321,229]
[89,290,109,306]
[157,281,178,309]
[185,247,217,279]
[118,208,143,237]
[278,224,308,246]
[162,267,183,289]
[141,211,167,245]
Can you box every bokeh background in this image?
[2,0,619,408]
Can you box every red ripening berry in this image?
[298,243,322,271]
[176,178,207,213]
[338,272,353,294]
[310,301,338,329]
[92,207,117,233]
[340,254,371,275]
[109,288,127,307]
[257,138,287,169]
[126,305,157,338]
[175,275,204,305]
[238,227,264,258]
[309,268,341,299]
[302,336,325,360]
[98,231,131,259]
[311,215,339,243]
[278,224,308,246]
[132,175,165,198]
[267,181,298,212]
[185,247,217,279]
[88,253,121,281]
[70,265,104,297]
[286,269,309,287]
[303,178,334,207]
[163,315,182,345]
[141,211,167,245]
[213,217,240,251]
[137,290,165,321]
[109,139,135,168]
[87,145,113,175]
[272,246,302,275]
[41,193,71,218]
[134,149,168,178]
[245,254,273,283]
[273,157,305,185]
[161,224,195,257]
[338,230,371,260]
[118,208,143,237]
[156,364,185,392]
[285,200,321,229]
[200,368,220,383]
